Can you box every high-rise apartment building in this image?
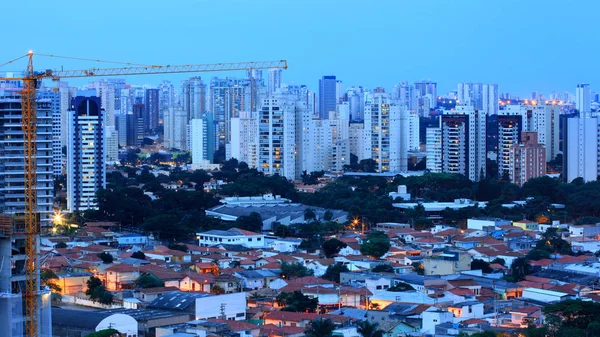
[67,92,106,212]
[457,83,499,115]
[563,116,600,183]
[181,77,206,121]
[497,115,522,178]
[305,112,350,173]
[510,132,546,186]
[229,112,258,168]
[363,93,409,173]
[576,83,591,114]
[92,80,116,127]
[258,97,298,179]
[346,86,365,121]
[268,69,282,96]
[349,122,365,160]
[319,76,337,119]
[191,113,215,165]
[426,127,442,173]
[0,85,54,228]
[500,103,560,161]
[105,126,119,164]
[438,106,487,181]
[132,104,145,146]
[407,111,420,151]
[145,88,159,131]
[392,81,418,112]
[38,87,63,176]
[163,107,187,150]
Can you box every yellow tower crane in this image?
[0,52,287,337]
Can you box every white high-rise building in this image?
[426,127,442,173]
[407,111,420,151]
[229,112,258,168]
[392,81,418,112]
[346,87,365,120]
[501,103,560,161]
[305,112,350,173]
[457,83,499,115]
[439,106,487,181]
[190,113,215,165]
[164,107,188,150]
[92,80,116,127]
[267,69,282,96]
[257,96,297,180]
[363,93,409,173]
[564,116,600,183]
[496,115,522,178]
[349,122,365,160]
[67,92,106,212]
[182,77,206,121]
[105,126,119,164]
[576,84,591,114]
[0,84,55,227]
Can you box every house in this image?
[265,311,319,328]
[513,219,539,231]
[190,262,219,275]
[196,292,247,321]
[423,251,471,276]
[447,301,484,320]
[270,238,303,252]
[306,259,336,277]
[103,263,140,291]
[80,244,119,257]
[207,319,260,337]
[338,242,361,256]
[137,286,179,302]
[214,274,242,293]
[467,217,511,231]
[421,308,454,335]
[235,270,279,289]
[116,233,149,247]
[55,272,93,296]
[568,223,600,237]
[509,306,542,328]
[378,320,420,337]
[521,288,574,303]
[179,273,215,292]
[197,228,266,248]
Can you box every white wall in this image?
[196,292,247,321]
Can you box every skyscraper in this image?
[145,88,159,131]
[267,69,282,96]
[181,77,206,121]
[457,83,499,115]
[67,92,106,212]
[576,83,591,114]
[132,104,145,146]
[438,106,487,181]
[38,87,63,176]
[496,115,522,178]
[319,75,337,119]
[229,112,258,168]
[191,113,215,165]
[563,115,600,183]
[363,93,409,173]
[164,107,187,150]
[426,127,442,173]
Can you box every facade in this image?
[576,83,591,114]
[349,122,364,160]
[305,113,350,173]
[407,110,420,151]
[363,93,408,173]
[105,126,119,164]
[0,85,54,227]
[564,116,600,182]
[392,81,418,112]
[145,88,159,131]
[268,68,282,96]
[164,107,187,150]
[439,106,486,181]
[191,113,215,165]
[92,80,116,127]
[229,112,258,168]
[510,132,546,186]
[67,92,107,212]
[38,87,63,176]
[132,104,145,146]
[257,96,298,179]
[414,80,437,117]
[319,75,337,119]
[497,115,522,178]
[181,77,206,121]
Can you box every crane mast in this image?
[0,52,287,337]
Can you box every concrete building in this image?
[191,113,215,165]
[37,88,63,177]
[426,127,442,173]
[563,116,600,182]
[392,81,418,112]
[349,122,364,160]
[132,104,145,146]
[363,93,409,173]
[105,126,119,164]
[257,96,298,180]
[501,103,561,161]
[181,77,206,121]
[229,112,258,168]
[145,88,159,131]
[408,110,420,151]
[440,106,486,181]
[576,83,591,114]
[305,112,350,173]
[164,107,187,150]
[0,85,54,227]
[268,68,282,96]
[457,83,499,115]
[197,227,265,248]
[67,92,106,212]
[497,115,522,178]
[510,132,546,186]
[346,86,365,120]
[92,80,116,127]
[415,80,437,117]
[319,75,337,119]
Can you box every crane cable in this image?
[35,53,154,67]
[0,54,29,69]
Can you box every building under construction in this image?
[0,85,53,336]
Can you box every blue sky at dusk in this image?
[1,0,598,97]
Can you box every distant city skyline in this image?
[1,1,599,97]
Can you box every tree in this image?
[41,269,61,292]
[273,224,295,238]
[136,274,165,288]
[304,209,317,222]
[470,259,493,273]
[97,252,114,264]
[322,263,349,283]
[412,262,424,275]
[276,290,318,312]
[388,282,414,292]
[360,231,391,259]
[168,243,188,252]
[305,318,336,337]
[491,258,506,266]
[235,212,263,233]
[280,261,314,279]
[211,285,225,295]
[371,264,394,273]
[86,277,103,297]
[131,251,146,260]
[86,329,121,337]
[322,239,347,258]
[356,320,383,337]
[55,242,67,249]
[323,210,333,221]
[526,249,550,261]
[510,257,531,282]
[99,291,114,305]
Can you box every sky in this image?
[1,0,598,97]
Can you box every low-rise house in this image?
[80,244,119,257]
[214,274,242,293]
[513,219,539,231]
[116,233,149,247]
[103,263,140,291]
[56,272,93,296]
[190,262,219,275]
[179,273,215,293]
[421,308,454,335]
[235,270,279,289]
[137,286,179,302]
[509,306,542,328]
[521,287,574,303]
[447,301,484,320]
[270,238,303,253]
[197,228,266,248]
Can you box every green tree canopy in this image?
[510,257,531,282]
[276,290,318,312]
[360,231,391,259]
[305,318,336,337]
[280,261,314,280]
[470,259,492,273]
[322,263,349,283]
[322,239,347,258]
[356,320,383,337]
[136,274,165,288]
[97,252,114,264]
